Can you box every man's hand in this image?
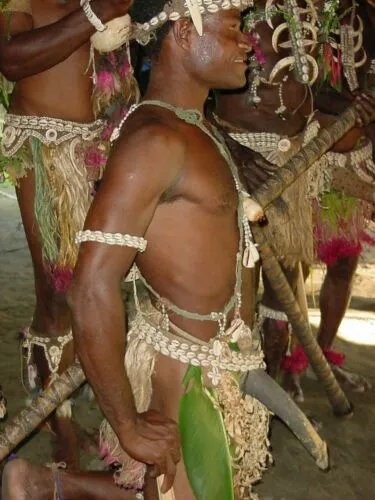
[92,0,133,23]
[121,410,181,493]
[354,93,375,127]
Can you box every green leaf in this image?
[179,366,234,500]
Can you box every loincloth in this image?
[315,138,375,266]
[1,114,105,290]
[99,304,270,500]
[229,121,326,268]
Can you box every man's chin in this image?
[216,76,247,91]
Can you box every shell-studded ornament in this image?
[242,243,260,268]
[277,138,291,152]
[226,318,245,342]
[91,14,131,52]
[242,196,265,222]
[2,125,16,147]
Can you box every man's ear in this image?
[172,18,193,50]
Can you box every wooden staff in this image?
[252,225,352,417]
[252,107,358,209]
[0,361,85,461]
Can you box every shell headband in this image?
[132,0,254,45]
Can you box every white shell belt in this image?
[129,313,265,376]
[229,120,320,155]
[1,114,104,157]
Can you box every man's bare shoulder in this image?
[101,107,189,201]
[113,106,188,174]
[119,106,187,149]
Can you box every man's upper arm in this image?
[75,122,186,282]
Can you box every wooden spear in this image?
[0,361,85,461]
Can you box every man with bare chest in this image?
[2,0,275,498]
[0,0,132,467]
[212,0,375,398]
[212,0,329,387]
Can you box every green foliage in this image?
[0,0,10,12]
[320,0,357,41]
[179,366,234,500]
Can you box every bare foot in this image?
[330,365,372,393]
[282,371,305,403]
[306,361,372,392]
[1,459,54,500]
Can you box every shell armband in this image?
[75,230,147,252]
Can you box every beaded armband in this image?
[76,230,147,252]
[80,0,107,32]
[258,304,288,322]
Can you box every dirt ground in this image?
[1,186,375,499]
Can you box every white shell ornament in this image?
[277,138,291,152]
[185,0,203,36]
[242,242,260,268]
[243,197,265,222]
[91,15,131,53]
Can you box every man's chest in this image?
[31,0,80,25]
[183,131,239,216]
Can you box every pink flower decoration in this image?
[323,349,346,367]
[101,121,115,141]
[48,266,73,293]
[246,31,266,66]
[85,145,108,169]
[281,345,309,374]
[119,59,131,78]
[107,51,117,66]
[97,70,115,93]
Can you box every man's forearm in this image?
[0,1,116,81]
[70,281,137,440]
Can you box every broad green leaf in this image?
[179,366,234,500]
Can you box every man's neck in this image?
[144,61,209,114]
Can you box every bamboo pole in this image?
[0,361,85,461]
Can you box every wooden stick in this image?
[0,361,85,462]
[296,262,309,320]
[252,225,353,417]
[251,107,357,209]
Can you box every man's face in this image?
[188,9,250,90]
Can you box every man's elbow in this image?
[0,57,25,82]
